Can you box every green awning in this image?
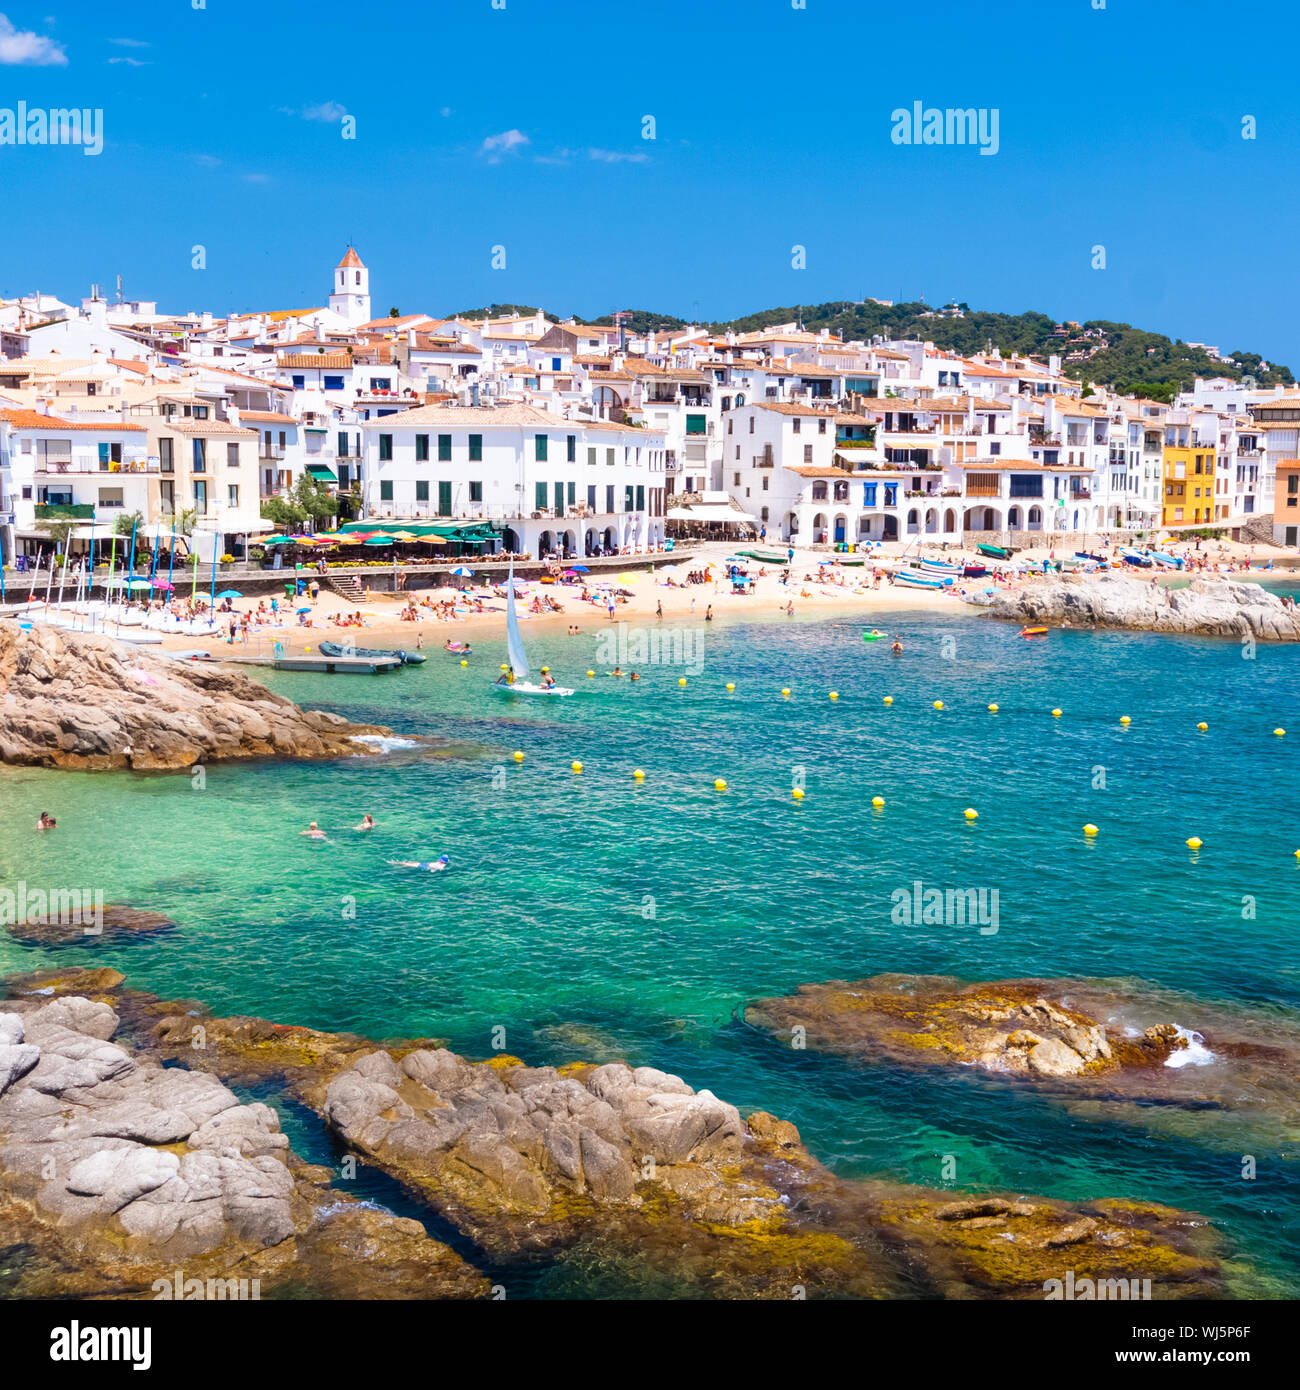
[35,503,95,520]
[306,464,338,482]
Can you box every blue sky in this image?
[1,0,1295,367]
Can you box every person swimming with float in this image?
[391,854,450,872]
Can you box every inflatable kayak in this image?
[1019,626,1048,637]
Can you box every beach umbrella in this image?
[215,589,242,599]
[296,606,312,614]
[451,566,474,576]
[616,572,638,584]
[153,579,174,591]
[263,536,290,545]
[568,564,590,572]
[363,536,393,546]
[125,577,152,590]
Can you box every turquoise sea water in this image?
[2,604,1298,1295]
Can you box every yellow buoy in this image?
[1186,836,1202,849]
[829,691,839,701]
[781,688,791,698]
[541,667,550,675]
[571,761,583,774]
[714,778,727,791]
[871,796,885,808]
[726,682,735,692]
[459,659,468,666]
[1275,728,1286,737]
[587,670,595,678]
[1051,708,1062,718]
[933,700,944,710]
[791,787,804,800]
[1083,823,1099,836]
[883,696,894,706]
[987,703,999,713]
[678,677,687,687]
[500,664,509,672]
[633,769,645,780]
[1119,715,1130,725]
[1196,721,1208,731]
[304,646,311,653]
[964,807,979,821]
[513,751,524,762]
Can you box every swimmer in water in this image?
[891,641,903,655]
[301,821,327,839]
[391,854,450,872]
[609,666,624,677]
[36,811,56,830]
[629,671,640,682]
[355,814,374,831]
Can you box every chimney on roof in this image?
[35,396,49,415]
[407,328,417,347]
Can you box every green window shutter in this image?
[415,434,429,461]
[535,480,547,510]
[555,484,565,518]
[379,434,392,461]
[686,414,706,435]
[566,435,576,462]
[438,480,452,515]
[380,480,393,502]
[415,480,429,502]
[468,434,482,461]
[636,485,644,510]
[587,447,596,466]
[624,485,634,511]
[567,481,576,505]
[438,434,452,461]
[469,481,483,502]
[535,434,548,462]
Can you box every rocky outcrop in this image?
[980,574,1300,640]
[5,905,176,948]
[0,985,487,1298]
[746,974,1300,1152]
[0,620,393,770]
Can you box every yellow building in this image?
[1162,439,1217,527]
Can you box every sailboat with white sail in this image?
[492,562,574,696]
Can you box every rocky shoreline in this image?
[978,573,1300,640]
[0,966,1228,1299]
[0,620,393,770]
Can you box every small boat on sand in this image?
[978,543,1013,560]
[318,640,426,665]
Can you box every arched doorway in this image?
[883,514,898,540]
[906,508,919,534]
[944,508,956,533]
[924,507,938,534]
[539,530,554,556]
[812,512,828,543]
[503,526,521,552]
[833,513,847,543]
[1028,506,1042,531]
[1008,506,1022,531]
[603,527,615,551]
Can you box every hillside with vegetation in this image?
[702,300,1293,403]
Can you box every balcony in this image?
[260,445,286,460]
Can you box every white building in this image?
[359,403,668,558]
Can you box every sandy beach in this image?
[136,535,1287,663]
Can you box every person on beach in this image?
[391,854,449,873]
[705,605,713,622]
[656,600,663,620]
[355,814,374,831]
[301,822,327,839]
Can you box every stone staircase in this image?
[328,573,365,603]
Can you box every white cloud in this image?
[110,37,150,48]
[440,106,452,118]
[588,148,648,164]
[108,56,148,66]
[0,13,67,65]
[301,100,348,122]
[242,172,273,184]
[479,128,529,162]
[194,154,221,167]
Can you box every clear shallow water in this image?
[2,607,1298,1295]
